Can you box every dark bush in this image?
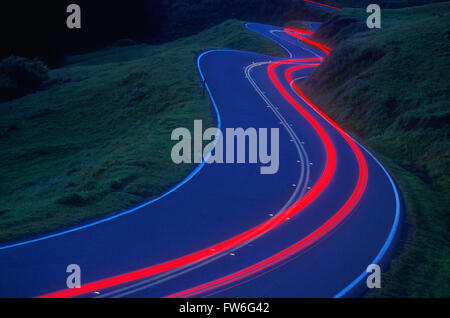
[0,56,49,102]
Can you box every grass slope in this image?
[300,3,449,297]
[0,20,286,244]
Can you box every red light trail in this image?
[303,0,341,11]
[285,28,331,55]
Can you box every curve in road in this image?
[0,21,401,299]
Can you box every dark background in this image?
[0,0,314,67]
[2,0,444,67]
[0,0,164,67]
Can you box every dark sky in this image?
[0,1,163,66]
[0,0,320,67]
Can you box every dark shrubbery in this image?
[0,56,49,102]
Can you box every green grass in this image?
[300,2,449,296]
[0,19,286,244]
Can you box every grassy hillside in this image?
[299,2,449,297]
[0,20,286,244]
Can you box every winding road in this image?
[0,20,401,298]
